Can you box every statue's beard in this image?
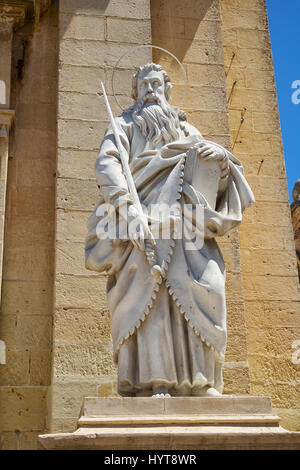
[132,95,180,145]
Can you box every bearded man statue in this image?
[85,63,255,397]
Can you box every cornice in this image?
[0,1,51,27]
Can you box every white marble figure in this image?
[85,63,255,397]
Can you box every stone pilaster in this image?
[0,9,16,371]
[0,109,14,295]
[0,0,56,450]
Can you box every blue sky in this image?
[266,0,300,202]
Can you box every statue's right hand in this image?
[127,205,155,252]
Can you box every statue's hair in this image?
[131,63,172,102]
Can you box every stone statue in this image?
[85,63,255,397]
[293,179,300,202]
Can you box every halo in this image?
[111,44,188,112]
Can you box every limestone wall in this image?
[0,0,299,450]
[220,0,300,430]
[0,3,58,449]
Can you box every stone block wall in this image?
[0,0,299,450]
[220,0,300,430]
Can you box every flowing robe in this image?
[85,112,255,396]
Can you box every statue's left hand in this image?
[196,141,227,162]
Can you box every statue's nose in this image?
[147,82,153,93]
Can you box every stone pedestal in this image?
[38,396,300,450]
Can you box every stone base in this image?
[38,396,300,450]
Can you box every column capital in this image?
[0,2,27,27]
[0,108,14,140]
[0,1,51,27]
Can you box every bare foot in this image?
[192,385,222,397]
[152,387,171,397]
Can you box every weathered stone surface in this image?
[107,17,151,44]
[246,326,300,357]
[0,315,52,349]
[244,301,300,329]
[187,64,226,87]
[55,274,107,309]
[0,431,19,450]
[0,387,48,431]
[225,329,248,362]
[248,353,299,383]
[241,156,287,179]
[51,381,100,420]
[60,39,150,68]
[172,85,227,110]
[220,5,268,30]
[56,209,90,242]
[243,275,300,302]
[60,14,105,41]
[3,245,53,281]
[59,64,106,94]
[60,0,151,19]
[240,248,298,276]
[273,408,300,433]
[151,0,220,20]
[53,343,116,378]
[97,379,119,398]
[29,349,52,386]
[58,91,123,121]
[250,383,300,410]
[18,431,41,450]
[57,120,108,150]
[57,149,97,179]
[1,280,53,315]
[187,110,230,136]
[222,365,250,394]
[54,308,111,346]
[56,240,92,277]
[0,349,30,386]
[238,224,295,250]
[241,202,293,227]
[56,177,98,211]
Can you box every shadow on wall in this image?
[59,0,109,40]
[151,0,217,69]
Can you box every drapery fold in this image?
[85,116,255,363]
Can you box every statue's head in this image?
[293,179,300,202]
[131,63,172,105]
[130,63,186,146]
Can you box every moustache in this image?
[142,93,159,104]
